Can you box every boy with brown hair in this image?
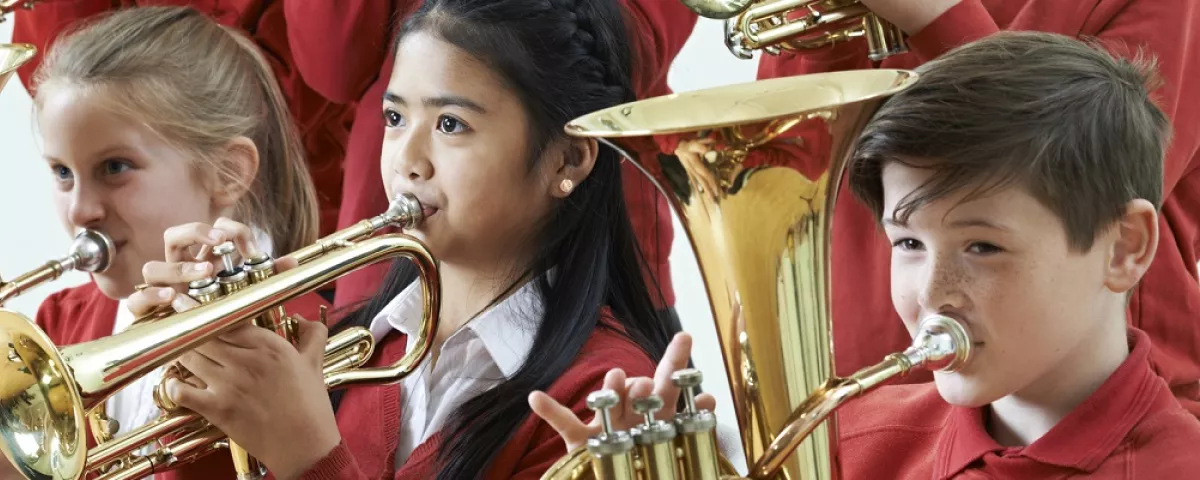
[838,30,1200,478]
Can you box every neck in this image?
[433,259,531,345]
[986,310,1129,447]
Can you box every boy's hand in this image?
[529,332,718,451]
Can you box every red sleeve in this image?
[619,0,698,99]
[297,441,368,480]
[1089,0,1199,195]
[282,0,407,104]
[903,0,999,63]
[11,0,117,95]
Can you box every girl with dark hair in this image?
[129,0,686,478]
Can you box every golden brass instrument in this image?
[0,194,441,480]
[0,1,35,22]
[0,230,114,306]
[542,69,975,479]
[682,0,907,61]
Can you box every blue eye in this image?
[52,164,73,181]
[383,109,404,128]
[437,115,469,134]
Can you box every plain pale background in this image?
[0,16,759,469]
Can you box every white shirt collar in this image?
[367,278,543,378]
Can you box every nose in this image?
[387,127,434,183]
[66,182,106,229]
[917,252,971,315]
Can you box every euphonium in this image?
[0,194,441,480]
[681,0,907,61]
[541,69,974,480]
[0,230,114,306]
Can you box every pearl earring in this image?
[560,179,574,194]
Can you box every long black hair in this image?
[328,0,678,477]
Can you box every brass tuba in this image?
[0,230,114,306]
[0,194,441,480]
[682,0,907,61]
[540,69,974,480]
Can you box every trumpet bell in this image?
[0,43,34,92]
[0,310,86,480]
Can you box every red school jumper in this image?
[834,328,1200,479]
[749,0,1200,412]
[35,282,330,480]
[280,0,700,311]
[297,322,656,479]
[13,0,353,238]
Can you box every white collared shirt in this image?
[367,278,543,468]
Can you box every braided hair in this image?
[328,0,676,477]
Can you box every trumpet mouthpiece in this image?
[71,230,115,273]
[910,315,973,372]
[384,193,423,230]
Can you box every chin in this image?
[90,272,129,300]
[932,371,996,408]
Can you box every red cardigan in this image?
[34,282,329,480]
[724,0,1200,414]
[13,0,353,238]
[297,323,657,479]
[280,0,699,311]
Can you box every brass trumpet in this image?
[540,69,974,479]
[0,194,441,480]
[682,0,907,61]
[0,229,115,305]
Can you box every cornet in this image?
[539,69,974,479]
[682,0,907,61]
[0,194,441,480]
[0,229,115,305]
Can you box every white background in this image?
[0,17,758,469]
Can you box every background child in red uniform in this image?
[747,0,1200,412]
[17,6,327,480]
[128,0,682,478]
[14,0,353,239]
[835,31,1200,478]
[282,0,699,320]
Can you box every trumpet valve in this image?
[670,369,722,479]
[585,389,637,480]
[630,395,678,480]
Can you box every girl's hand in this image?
[167,319,340,480]
[529,332,718,452]
[128,217,297,316]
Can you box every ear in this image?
[1103,199,1158,293]
[210,136,261,210]
[547,137,599,198]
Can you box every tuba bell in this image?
[0,230,115,306]
[0,194,441,480]
[681,0,908,61]
[540,69,974,480]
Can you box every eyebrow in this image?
[883,216,1010,231]
[44,145,130,164]
[383,91,488,114]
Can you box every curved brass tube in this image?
[0,230,114,306]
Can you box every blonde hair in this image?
[33,6,319,255]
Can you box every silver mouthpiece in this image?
[907,315,973,372]
[382,193,423,230]
[69,230,115,273]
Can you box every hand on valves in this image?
[126,217,342,480]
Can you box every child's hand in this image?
[129,217,298,315]
[166,318,340,480]
[528,332,718,452]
